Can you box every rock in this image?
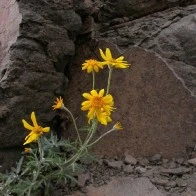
[124,154,137,165]
[68,41,196,158]
[188,158,196,166]
[0,0,82,149]
[168,161,177,169]
[166,181,177,188]
[135,166,147,174]
[86,177,165,196]
[138,158,149,166]
[152,177,169,186]
[181,189,196,196]
[107,161,124,169]
[187,174,196,191]
[176,158,184,165]
[161,168,192,175]
[151,154,162,162]
[78,173,90,187]
[116,0,179,17]
[123,165,134,173]
[176,179,187,187]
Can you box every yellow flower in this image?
[22,112,50,145]
[24,148,31,153]
[82,59,104,73]
[81,89,114,125]
[97,112,112,125]
[52,96,64,110]
[99,48,129,68]
[113,122,123,130]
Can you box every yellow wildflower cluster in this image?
[81,47,129,125]
[22,47,127,145]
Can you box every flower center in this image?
[89,59,97,67]
[34,126,43,134]
[91,96,103,108]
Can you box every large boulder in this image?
[65,42,196,158]
[98,5,196,96]
[0,0,82,149]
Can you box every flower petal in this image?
[90,89,98,96]
[22,120,34,131]
[42,127,50,132]
[106,48,112,59]
[83,93,92,100]
[24,132,40,145]
[99,89,105,97]
[99,48,108,61]
[31,112,38,127]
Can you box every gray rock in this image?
[181,189,196,196]
[176,179,187,187]
[123,165,134,173]
[107,161,124,169]
[78,173,90,187]
[188,158,196,166]
[166,181,177,188]
[161,168,192,175]
[187,174,196,191]
[151,154,162,162]
[86,177,165,196]
[138,158,149,166]
[152,178,169,186]
[0,0,82,150]
[124,154,137,165]
[135,166,147,174]
[176,158,184,165]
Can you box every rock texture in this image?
[98,5,196,96]
[0,0,196,161]
[0,0,82,149]
[65,45,196,158]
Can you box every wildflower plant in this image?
[0,48,129,195]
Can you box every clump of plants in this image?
[0,48,129,195]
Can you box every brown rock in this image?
[67,43,196,158]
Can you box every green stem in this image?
[63,107,82,146]
[106,66,113,94]
[64,119,98,166]
[92,71,95,90]
[27,139,43,195]
[87,128,115,147]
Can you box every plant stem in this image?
[63,107,82,146]
[92,71,95,90]
[64,119,98,166]
[106,66,113,94]
[27,139,43,196]
[87,128,115,147]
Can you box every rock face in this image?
[0,0,196,160]
[67,5,196,158]
[0,0,22,69]
[65,45,196,158]
[98,5,196,96]
[0,0,82,149]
